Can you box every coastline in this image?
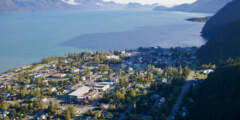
[0,10,207,74]
[0,46,199,74]
[186,16,211,23]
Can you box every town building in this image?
[203,69,214,74]
[31,73,41,79]
[71,68,80,73]
[162,78,168,84]
[94,84,110,92]
[68,86,91,102]
[51,73,66,78]
[106,55,120,60]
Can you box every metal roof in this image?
[69,86,90,97]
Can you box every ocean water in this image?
[0,10,209,73]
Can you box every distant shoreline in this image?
[186,16,211,23]
[0,46,198,74]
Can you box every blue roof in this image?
[31,73,41,78]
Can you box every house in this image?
[101,104,109,109]
[203,69,214,74]
[24,84,31,88]
[21,65,31,70]
[1,92,10,99]
[0,111,9,119]
[81,76,86,81]
[162,78,168,84]
[64,59,69,64]
[71,68,80,73]
[50,87,57,92]
[106,55,120,60]
[42,98,48,102]
[51,64,56,68]
[68,86,91,102]
[128,67,134,72]
[31,73,41,79]
[40,114,47,120]
[52,73,66,78]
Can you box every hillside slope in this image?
[197,0,240,63]
[202,0,240,36]
[188,58,240,120]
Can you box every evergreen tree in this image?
[0,101,8,111]
[65,110,72,120]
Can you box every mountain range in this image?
[0,0,70,12]
[0,0,157,12]
[3,0,231,13]
[154,0,232,13]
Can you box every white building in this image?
[81,76,86,81]
[95,84,110,91]
[162,78,168,84]
[203,69,214,74]
[42,98,48,102]
[94,82,112,91]
[52,73,66,78]
[71,68,80,73]
[68,86,91,101]
[106,55,120,60]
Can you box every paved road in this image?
[166,72,195,120]
[29,110,45,120]
[74,105,94,120]
[166,81,193,120]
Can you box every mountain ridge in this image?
[0,0,71,12]
[154,0,232,13]
[0,0,157,12]
[197,0,240,63]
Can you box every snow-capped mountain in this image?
[0,0,156,12]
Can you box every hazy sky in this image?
[103,0,197,7]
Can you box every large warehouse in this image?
[68,86,91,102]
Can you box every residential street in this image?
[29,110,45,120]
[166,72,195,120]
